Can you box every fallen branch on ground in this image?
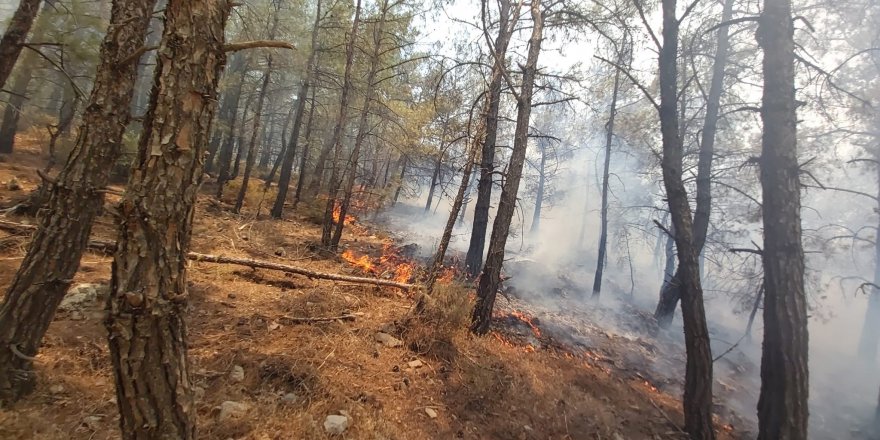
[0,220,415,291]
[278,314,358,324]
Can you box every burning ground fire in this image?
[332,202,356,226]
[341,243,415,284]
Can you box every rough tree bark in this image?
[464,0,517,277]
[105,0,230,437]
[0,0,157,405]
[0,0,42,91]
[591,67,621,299]
[272,0,321,218]
[425,153,442,212]
[657,0,715,437]
[318,0,362,247]
[654,0,734,328]
[756,0,809,437]
[471,0,543,335]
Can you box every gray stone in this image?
[323,414,350,435]
[217,401,249,421]
[49,384,64,394]
[407,359,423,369]
[425,407,438,419]
[281,393,298,404]
[375,332,403,348]
[275,247,286,257]
[60,283,109,311]
[229,365,245,383]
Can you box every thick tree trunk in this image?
[234,57,274,213]
[0,69,31,154]
[471,0,543,335]
[230,91,255,180]
[319,0,362,247]
[658,0,715,437]
[264,104,296,186]
[0,0,156,405]
[0,0,42,91]
[654,0,734,328]
[464,0,516,277]
[106,1,229,438]
[591,68,621,299]
[272,0,321,218]
[756,0,809,437]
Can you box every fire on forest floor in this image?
[0,147,747,439]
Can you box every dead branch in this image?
[278,314,358,324]
[224,40,295,53]
[0,220,415,290]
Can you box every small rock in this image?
[69,311,84,321]
[425,407,438,418]
[524,425,533,432]
[217,401,249,421]
[281,393,298,404]
[6,177,21,191]
[324,414,350,435]
[193,386,205,402]
[407,359,423,369]
[375,332,403,348]
[49,384,65,394]
[228,293,237,299]
[391,365,400,373]
[268,321,281,331]
[60,283,108,311]
[229,365,245,383]
[275,247,286,257]
[82,415,102,430]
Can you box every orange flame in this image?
[342,250,374,273]
[332,203,356,225]
[510,310,542,338]
[393,263,413,283]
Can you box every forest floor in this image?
[0,140,750,440]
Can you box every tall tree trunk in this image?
[591,68,621,299]
[318,0,362,247]
[257,96,276,170]
[0,68,31,154]
[0,0,156,405]
[658,0,716,437]
[756,0,809,437]
[209,53,248,176]
[264,104,296,186]
[130,2,164,118]
[530,143,547,234]
[0,0,42,91]
[292,85,317,210]
[425,155,441,212]
[234,55,274,213]
[391,155,407,207]
[230,91,255,180]
[471,0,543,334]
[330,0,387,249]
[272,0,321,217]
[426,119,484,294]
[654,0,734,328]
[106,1,229,438]
[464,0,517,277]
[858,156,880,360]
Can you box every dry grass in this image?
[0,146,746,440]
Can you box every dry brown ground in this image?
[0,140,743,440]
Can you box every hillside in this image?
[0,142,748,439]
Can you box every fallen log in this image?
[0,220,416,291]
[187,252,415,290]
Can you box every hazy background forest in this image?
[0,0,877,438]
